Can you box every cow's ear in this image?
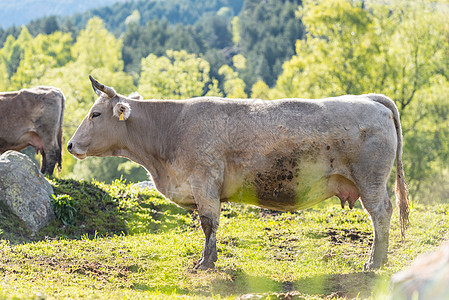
[128,92,143,100]
[113,102,131,121]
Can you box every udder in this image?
[28,132,44,154]
[328,175,360,209]
[0,131,43,154]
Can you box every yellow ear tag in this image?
[119,111,125,121]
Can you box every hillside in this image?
[0,0,129,28]
[0,178,448,298]
[67,0,245,33]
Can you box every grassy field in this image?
[0,179,448,299]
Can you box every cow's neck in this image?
[119,99,184,180]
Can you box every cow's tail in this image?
[369,94,409,239]
[57,89,65,172]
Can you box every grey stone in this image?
[390,240,449,299]
[0,150,55,233]
[133,180,156,190]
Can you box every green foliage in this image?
[0,27,32,90]
[67,0,244,33]
[251,80,270,99]
[238,0,304,88]
[38,178,192,241]
[10,31,73,89]
[52,194,77,226]
[72,17,124,72]
[218,64,247,98]
[194,14,233,49]
[41,178,129,239]
[231,16,241,45]
[138,50,215,99]
[276,0,374,98]
[122,19,206,77]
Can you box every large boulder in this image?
[0,150,55,233]
[390,240,449,299]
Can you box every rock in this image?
[390,240,449,299]
[133,180,156,190]
[0,150,55,233]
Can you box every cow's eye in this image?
[92,112,101,119]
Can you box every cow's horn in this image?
[89,75,116,98]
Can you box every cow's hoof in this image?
[194,261,215,270]
[364,261,381,271]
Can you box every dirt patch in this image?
[70,261,131,280]
[3,255,137,283]
[259,208,287,218]
[326,228,372,245]
[239,291,307,299]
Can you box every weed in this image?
[52,194,77,225]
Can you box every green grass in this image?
[0,178,448,299]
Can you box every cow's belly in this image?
[223,158,335,211]
[161,180,197,210]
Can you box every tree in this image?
[238,0,304,89]
[0,58,9,91]
[0,27,32,87]
[10,31,73,89]
[231,16,241,45]
[72,17,124,72]
[251,80,270,99]
[138,50,217,99]
[194,15,233,49]
[218,64,247,98]
[276,0,375,98]
[122,19,205,77]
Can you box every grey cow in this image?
[68,76,409,270]
[0,86,65,175]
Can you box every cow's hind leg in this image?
[41,146,61,175]
[40,150,48,174]
[359,186,393,270]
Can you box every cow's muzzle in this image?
[67,141,87,159]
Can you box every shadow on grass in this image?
[131,283,191,296]
[184,268,382,299]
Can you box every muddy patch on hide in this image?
[228,143,328,210]
[252,144,328,210]
[253,154,300,210]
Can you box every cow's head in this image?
[67,75,135,159]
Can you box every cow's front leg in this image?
[190,178,221,270]
[197,212,219,269]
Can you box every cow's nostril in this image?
[67,142,73,152]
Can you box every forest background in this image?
[0,0,448,204]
